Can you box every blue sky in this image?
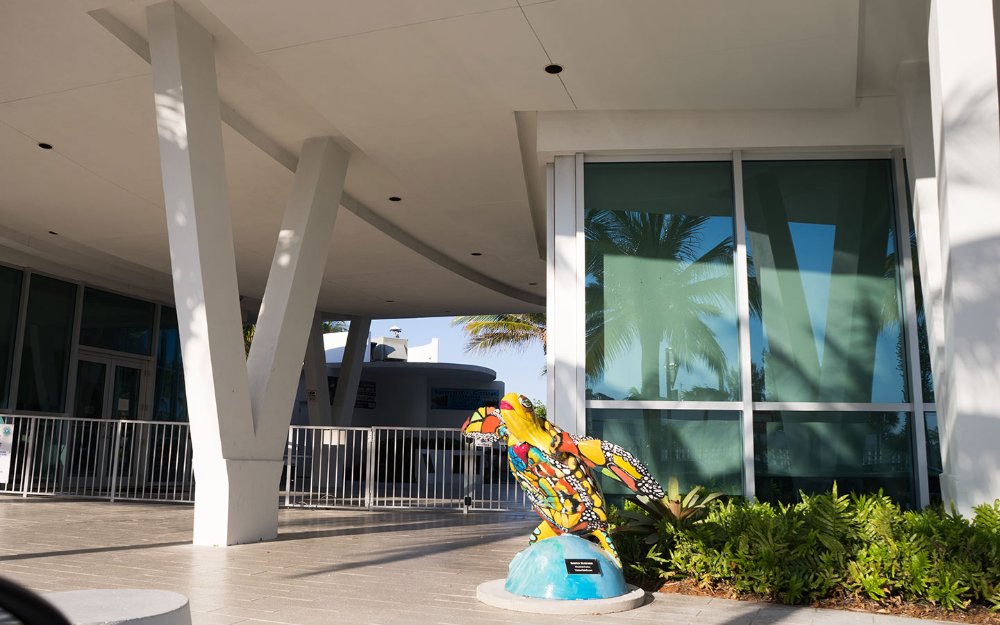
[368,317,547,403]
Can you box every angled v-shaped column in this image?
[147,1,349,545]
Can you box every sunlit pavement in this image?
[0,500,950,625]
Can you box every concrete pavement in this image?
[0,500,953,625]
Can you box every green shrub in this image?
[612,486,1000,611]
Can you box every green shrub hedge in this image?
[612,487,1000,610]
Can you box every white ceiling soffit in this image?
[84,2,545,309]
[3,0,930,318]
[521,0,862,110]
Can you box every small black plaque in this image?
[565,558,601,575]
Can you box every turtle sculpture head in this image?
[461,391,665,568]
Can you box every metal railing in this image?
[0,415,527,511]
[0,415,194,502]
[282,425,527,511]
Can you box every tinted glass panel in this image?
[113,365,141,420]
[17,275,77,412]
[754,411,915,507]
[73,360,106,419]
[587,408,743,498]
[925,411,942,505]
[0,265,22,409]
[585,162,740,401]
[79,288,154,355]
[153,307,187,422]
[744,160,907,402]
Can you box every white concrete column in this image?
[147,1,258,545]
[898,61,937,198]
[303,312,332,427]
[547,155,584,433]
[331,317,371,427]
[898,61,946,386]
[928,0,1000,515]
[148,1,349,544]
[248,136,348,448]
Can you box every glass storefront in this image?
[0,264,188,422]
[0,265,22,409]
[578,156,933,507]
[17,274,77,413]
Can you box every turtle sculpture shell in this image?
[461,392,664,567]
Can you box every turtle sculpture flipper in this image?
[461,392,663,568]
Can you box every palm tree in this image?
[322,320,348,333]
[451,313,545,354]
[585,209,740,400]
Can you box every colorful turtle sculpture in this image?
[461,392,664,567]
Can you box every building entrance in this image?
[73,354,147,421]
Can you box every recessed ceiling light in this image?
[38,142,53,150]
[48,230,58,235]
[544,64,563,75]
[470,252,482,256]
[389,196,401,202]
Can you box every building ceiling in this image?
[0,0,929,318]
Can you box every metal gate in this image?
[282,425,527,511]
[0,415,527,511]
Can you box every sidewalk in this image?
[0,499,952,625]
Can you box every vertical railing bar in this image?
[175,424,181,502]
[433,428,439,506]
[108,420,122,502]
[415,430,422,507]
[81,420,94,496]
[46,420,58,495]
[183,423,193,502]
[408,429,415,506]
[167,423,177,501]
[158,422,167,499]
[323,429,332,506]
[21,417,36,497]
[139,422,148,500]
[284,427,294,507]
[50,422,70,492]
[364,427,374,510]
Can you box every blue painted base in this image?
[504,535,628,600]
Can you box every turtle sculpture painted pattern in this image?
[461,392,664,567]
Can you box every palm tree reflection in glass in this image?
[586,209,748,401]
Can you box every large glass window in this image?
[79,288,154,355]
[588,409,743,498]
[17,275,77,412]
[754,411,915,506]
[577,157,931,508]
[153,307,187,422]
[585,162,740,401]
[0,265,23,409]
[743,160,907,403]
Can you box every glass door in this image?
[72,354,148,420]
[111,364,142,420]
[68,354,149,491]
